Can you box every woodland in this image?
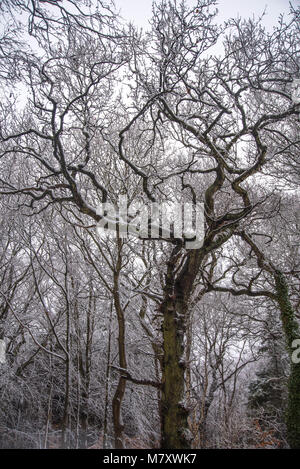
[0,0,299,449]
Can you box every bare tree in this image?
[0,0,299,449]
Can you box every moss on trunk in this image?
[275,271,300,449]
[161,298,189,448]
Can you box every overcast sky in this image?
[115,0,296,30]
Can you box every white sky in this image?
[115,0,298,30]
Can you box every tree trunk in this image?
[112,376,126,449]
[160,247,203,449]
[112,236,127,449]
[198,403,210,449]
[161,296,189,448]
[274,270,300,449]
[103,304,113,449]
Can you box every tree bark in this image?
[112,237,127,449]
[161,296,189,448]
[160,247,203,449]
[103,304,113,449]
[274,270,300,449]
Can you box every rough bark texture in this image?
[161,296,189,448]
[275,271,300,449]
[159,220,235,449]
[160,247,202,448]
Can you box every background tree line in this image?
[0,0,299,449]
